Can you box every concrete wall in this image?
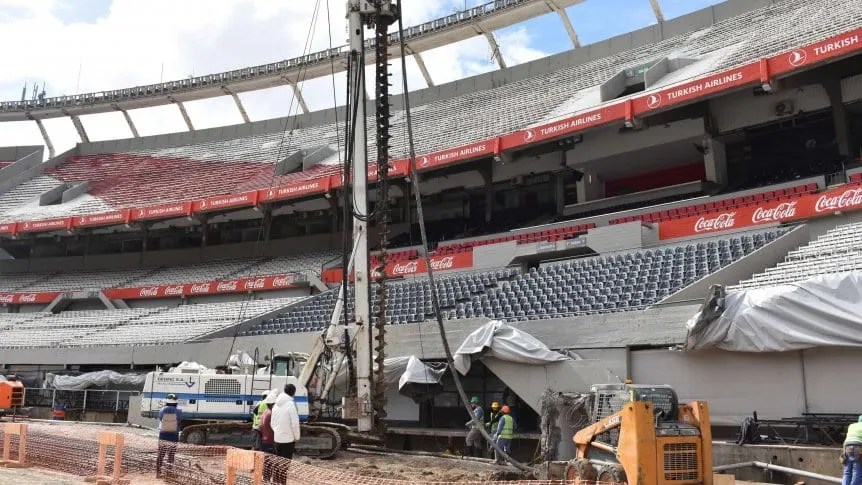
[585,221,652,253]
[631,346,862,426]
[569,119,705,167]
[0,305,697,367]
[0,145,42,161]
[711,73,862,135]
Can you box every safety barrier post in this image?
[0,423,27,468]
[226,448,264,485]
[84,431,129,484]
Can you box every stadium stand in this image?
[0,251,338,293]
[0,297,305,348]
[731,222,862,290]
[0,0,858,225]
[244,228,788,335]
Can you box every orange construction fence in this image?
[0,422,600,484]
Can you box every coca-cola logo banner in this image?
[0,292,60,305]
[384,253,473,277]
[103,273,307,300]
[659,184,862,240]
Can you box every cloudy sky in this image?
[0,0,723,156]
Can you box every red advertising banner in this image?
[259,177,329,203]
[103,273,306,301]
[414,139,500,171]
[75,210,131,228]
[0,222,15,234]
[658,185,862,240]
[768,29,861,76]
[500,104,626,151]
[194,190,258,213]
[385,252,474,277]
[131,201,193,221]
[0,292,61,305]
[366,158,411,182]
[16,217,72,234]
[632,63,760,115]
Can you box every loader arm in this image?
[573,410,623,456]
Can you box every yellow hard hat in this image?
[491,401,501,410]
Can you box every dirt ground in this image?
[307,450,517,482]
[0,467,168,485]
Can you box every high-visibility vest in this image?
[846,422,862,446]
[498,414,514,440]
[486,412,501,431]
[252,400,268,429]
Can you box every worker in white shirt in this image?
[271,384,301,482]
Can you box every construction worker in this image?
[464,396,484,458]
[259,391,278,482]
[251,390,269,450]
[485,401,502,455]
[493,405,515,465]
[156,394,183,478]
[842,415,862,485]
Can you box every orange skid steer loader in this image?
[563,383,713,485]
[0,376,25,417]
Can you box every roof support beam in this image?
[222,86,251,124]
[112,104,139,138]
[67,113,90,143]
[287,80,310,115]
[28,114,55,159]
[405,45,434,87]
[649,0,665,23]
[546,0,580,48]
[475,26,506,69]
[168,96,195,132]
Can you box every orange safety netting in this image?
[0,422,584,484]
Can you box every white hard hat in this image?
[264,389,279,404]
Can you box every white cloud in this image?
[0,0,547,155]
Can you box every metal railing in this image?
[0,0,532,113]
[22,388,138,414]
[825,170,847,186]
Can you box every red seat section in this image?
[609,183,817,225]
[370,249,419,267]
[851,173,862,184]
[43,154,339,209]
[434,223,594,255]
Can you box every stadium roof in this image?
[0,0,582,123]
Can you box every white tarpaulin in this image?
[45,370,147,390]
[397,356,447,403]
[397,356,447,391]
[453,320,569,375]
[331,356,411,389]
[685,272,862,352]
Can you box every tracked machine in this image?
[141,353,346,458]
